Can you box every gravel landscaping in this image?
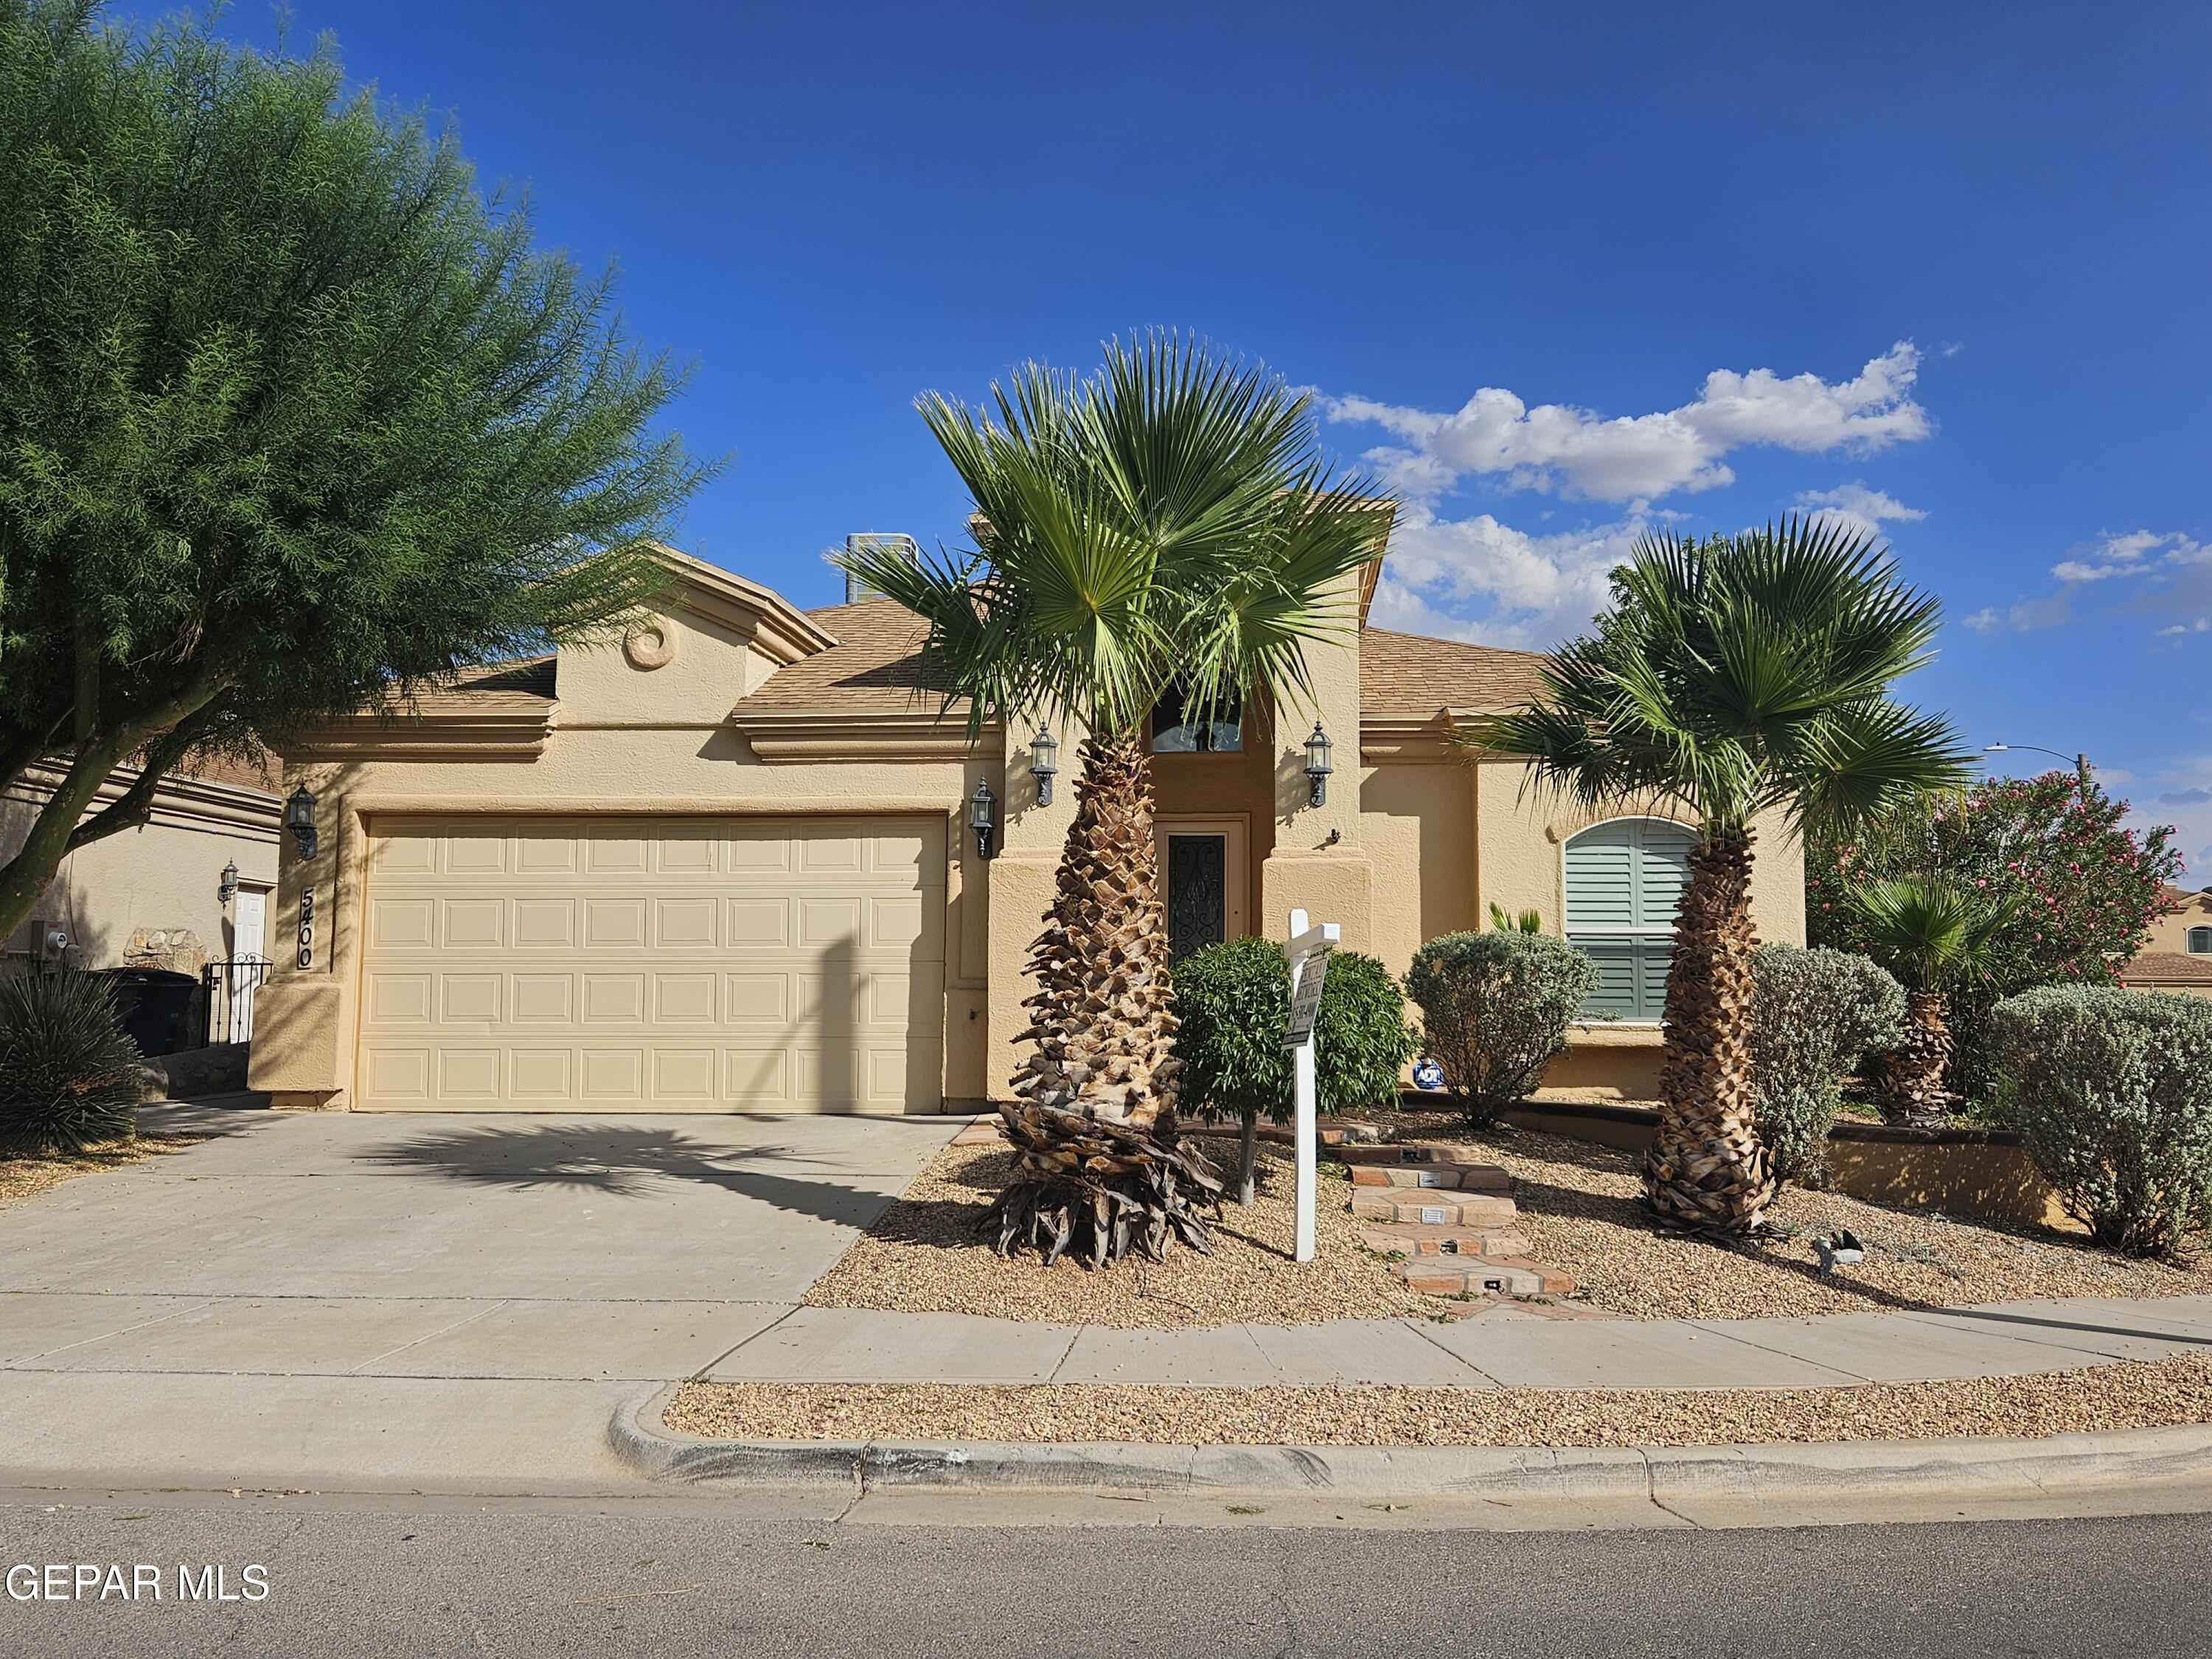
[805,1138,1434,1329]
[667,1352,2212,1447]
[0,1132,200,1207]
[1444,1117,2211,1320]
[804,1113,2210,1328]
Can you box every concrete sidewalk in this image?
[700,1295,2212,1390]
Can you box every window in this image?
[1150,686,1241,752]
[2189,926,2212,956]
[1562,818,1694,1020]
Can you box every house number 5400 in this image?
[296,889,316,969]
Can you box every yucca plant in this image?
[1488,902,1543,934]
[0,972,145,1151]
[1476,521,1971,1234]
[1848,876,2011,1128]
[839,333,1388,1265]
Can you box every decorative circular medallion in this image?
[624,618,678,670]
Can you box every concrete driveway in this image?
[0,1102,960,1493]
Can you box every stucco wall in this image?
[2146,887,2212,953]
[1357,761,1479,978]
[1471,761,1805,947]
[1,777,279,975]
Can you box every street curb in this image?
[606,1388,2212,1500]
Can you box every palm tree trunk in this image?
[1877,989,1953,1129]
[1645,826,1778,1234]
[988,736,1221,1264]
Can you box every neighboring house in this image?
[1,755,282,1039]
[2118,883,2212,1001]
[248,544,1804,1114]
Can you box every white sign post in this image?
[1283,906,1339,1265]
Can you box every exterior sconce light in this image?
[284,785,319,861]
[1029,727,1060,807]
[218,860,240,906]
[968,779,999,860]
[1304,723,1335,808]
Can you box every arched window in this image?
[2189,926,2212,956]
[1563,818,1695,1020]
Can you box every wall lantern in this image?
[284,785,319,861]
[968,779,1000,861]
[1304,723,1335,808]
[218,860,240,907]
[1029,727,1060,807]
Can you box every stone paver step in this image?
[1350,1188,1517,1227]
[1347,1163,1512,1192]
[1399,1256,1579,1298]
[1356,1224,1535,1260]
[1338,1141,1491,1166]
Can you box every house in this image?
[2119,883,2212,1001]
[2,756,281,1043]
[245,544,1805,1113]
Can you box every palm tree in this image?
[1478,520,1972,1234]
[838,334,1388,1265]
[1848,876,2010,1128]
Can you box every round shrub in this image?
[1988,986,2212,1258]
[1173,939,1417,1124]
[1172,938,1416,1202]
[0,972,145,1151]
[1750,944,1904,1185]
[1403,931,1598,1127]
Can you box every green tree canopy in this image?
[0,1,706,936]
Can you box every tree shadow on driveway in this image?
[366,1123,897,1230]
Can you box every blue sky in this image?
[220,1,2212,871]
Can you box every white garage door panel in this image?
[357,817,945,1111]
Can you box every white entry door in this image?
[230,888,268,1041]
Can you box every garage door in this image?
[355,817,945,1111]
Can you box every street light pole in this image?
[1984,742,2092,793]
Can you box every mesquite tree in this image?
[1478,521,1971,1234]
[0,1,705,941]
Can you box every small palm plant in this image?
[1848,876,2010,1127]
[840,334,1388,1265]
[1478,520,1971,1234]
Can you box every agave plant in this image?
[838,334,1388,1265]
[1848,876,2011,1127]
[1477,520,1971,1234]
[0,971,145,1151]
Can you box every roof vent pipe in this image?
[844,533,921,604]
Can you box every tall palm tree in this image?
[838,334,1388,1265]
[1849,876,2010,1128]
[1478,521,1972,1234]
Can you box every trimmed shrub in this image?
[0,973,145,1151]
[1988,986,2212,1258]
[1403,931,1598,1128]
[1172,939,1416,1200]
[1750,945,1904,1185]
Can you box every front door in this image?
[230,888,268,1041]
[1155,818,1248,962]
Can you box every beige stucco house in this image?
[2120,884,2212,1000]
[3,756,280,1006]
[246,546,1804,1114]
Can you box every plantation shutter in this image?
[1563,820,1694,1020]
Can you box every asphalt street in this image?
[1,1493,2205,1658]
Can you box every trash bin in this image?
[86,967,199,1057]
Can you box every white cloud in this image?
[1972,529,2212,639]
[1324,343,1931,506]
[1794,481,1927,542]
[1367,503,1651,650]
